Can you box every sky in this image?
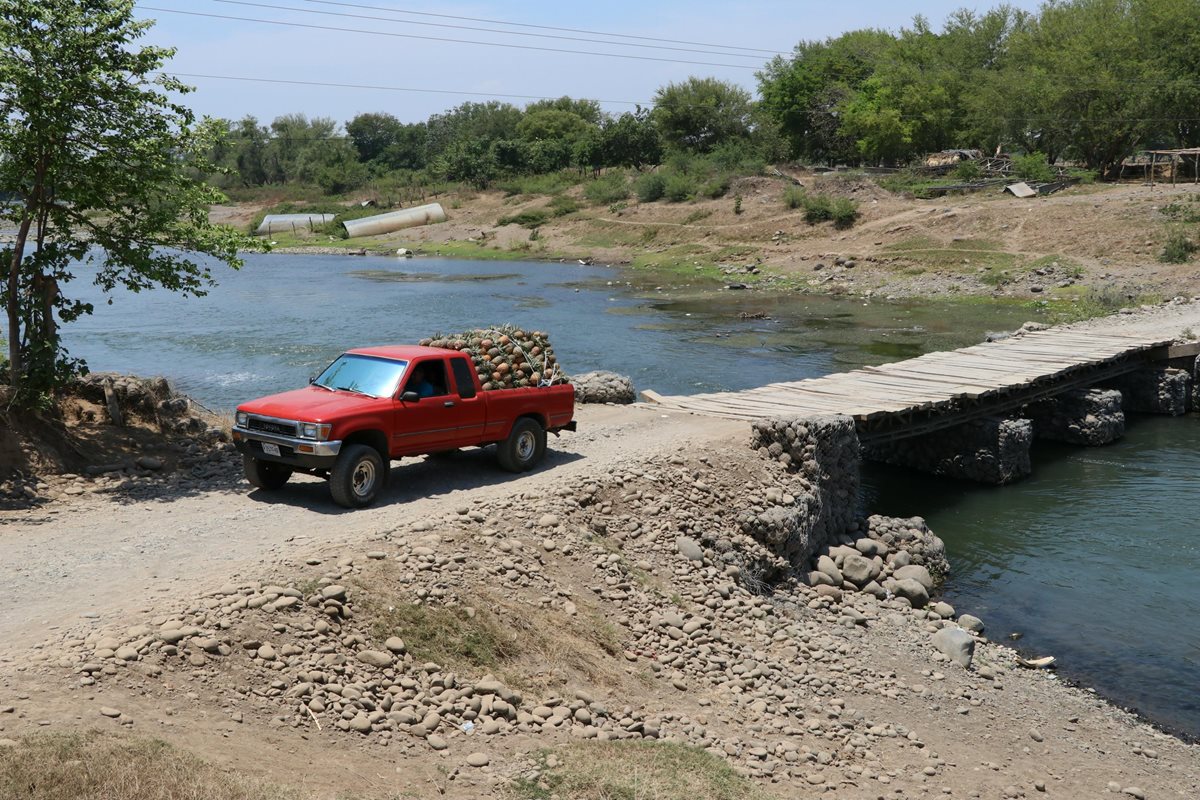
[136,1,1046,126]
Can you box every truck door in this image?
[391,358,457,455]
[447,355,487,445]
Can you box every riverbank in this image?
[2,402,1198,799]
[214,173,1200,321]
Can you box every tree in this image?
[516,109,593,145]
[652,77,752,153]
[425,101,523,161]
[757,29,894,162]
[523,96,603,125]
[265,114,338,184]
[231,116,271,186]
[600,108,663,169]
[376,122,428,171]
[0,0,253,402]
[346,112,405,163]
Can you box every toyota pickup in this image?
[231,345,576,508]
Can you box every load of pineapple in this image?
[419,325,567,391]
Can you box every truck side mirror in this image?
[308,375,315,384]
[401,391,420,403]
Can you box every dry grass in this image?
[510,741,773,800]
[0,731,302,800]
[354,562,625,694]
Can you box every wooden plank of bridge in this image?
[860,366,996,397]
[642,330,1179,424]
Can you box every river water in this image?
[62,253,1198,739]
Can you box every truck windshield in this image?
[313,355,408,398]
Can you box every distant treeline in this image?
[203,78,783,195]
[759,0,1200,173]
[202,0,1200,194]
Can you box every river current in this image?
[62,252,1199,739]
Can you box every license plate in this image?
[261,443,281,457]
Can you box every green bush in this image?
[497,209,550,228]
[583,172,630,205]
[664,174,696,202]
[953,160,983,180]
[790,192,860,228]
[700,175,731,199]
[547,195,581,217]
[1012,152,1055,183]
[709,141,765,175]
[494,171,578,197]
[1160,230,1197,263]
[635,172,667,202]
[801,193,833,223]
[829,196,860,229]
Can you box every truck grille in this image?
[247,416,297,437]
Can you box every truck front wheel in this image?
[497,418,546,473]
[330,444,386,508]
[244,456,292,491]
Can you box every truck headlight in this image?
[299,422,332,440]
[236,411,248,427]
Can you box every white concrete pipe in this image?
[342,203,448,238]
[255,213,337,236]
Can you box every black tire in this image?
[497,417,546,473]
[330,444,386,509]
[243,456,292,491]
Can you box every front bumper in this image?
[232,425,342,470]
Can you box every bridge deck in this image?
[643,329,1182,443]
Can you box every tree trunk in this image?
[5,214,32,388]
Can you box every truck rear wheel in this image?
[330,444,386,508]
[497,418,546,473]
[244,456,292,491]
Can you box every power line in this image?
[295,0,786,56]
[136,6,761,70]
[164,71,645,106]
[210,0,765,60]
[160,74,1200,123]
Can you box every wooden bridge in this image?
[643,328,1198,445]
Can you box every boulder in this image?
[841,553,875,587]
[676,537,704,562]
[893,578,929,608]
[816,555,843,585]
[932,627,975,668]
[855,537,887,557]
[893,564,934,592]
[958,614,985,634]
[572,371,636,404]
[356,650,393,669]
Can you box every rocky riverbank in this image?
[4,406,1196,798]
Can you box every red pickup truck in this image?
[231,345,576,508]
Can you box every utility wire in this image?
[159,73,1200,124]
[136,6,761,70]
[211,0,766,60]
[164,72,645,106]
[295,0,787,55]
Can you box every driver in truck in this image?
[406,365,436,398]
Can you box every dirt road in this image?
[0,405,741,653]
